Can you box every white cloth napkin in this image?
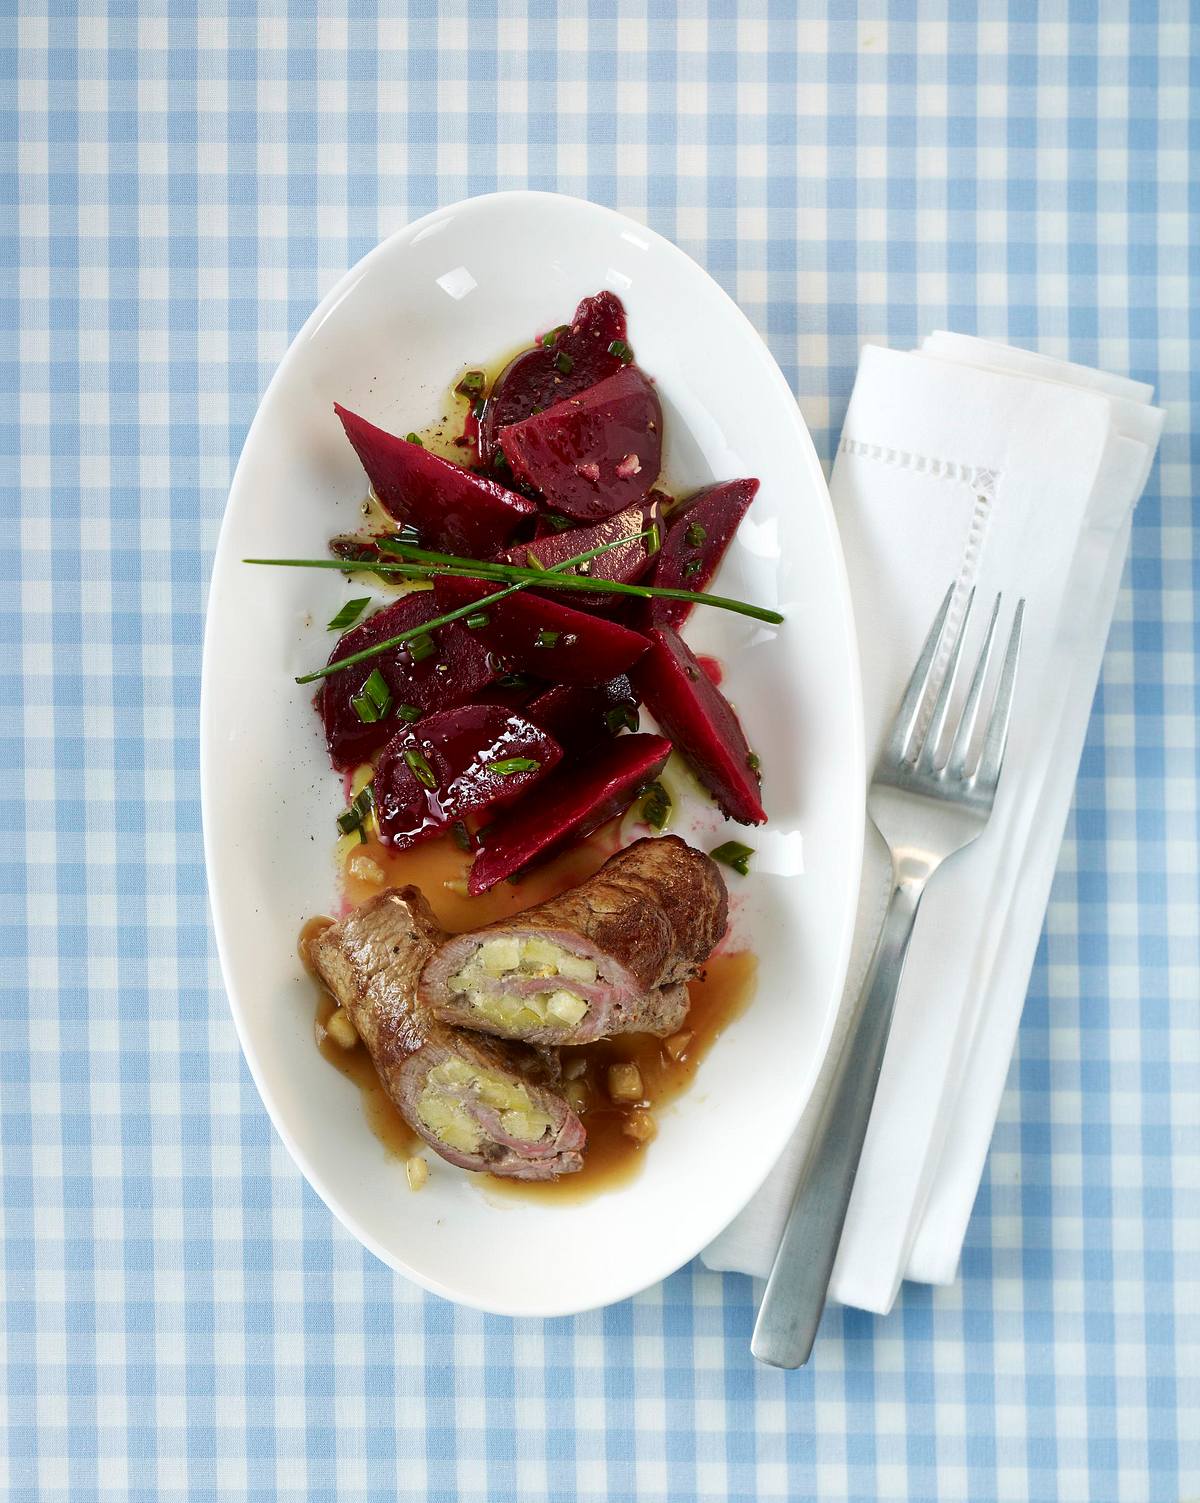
[703,334,1164,1313]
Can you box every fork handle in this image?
[751,864,929,1369]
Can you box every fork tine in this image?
[885,583,955,765]
[915,587,975,773]
[945,592,1002,780]
[973,599,1025,795]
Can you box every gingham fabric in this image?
[4,4,1197,1500]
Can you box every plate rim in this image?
[200,189,865,1316]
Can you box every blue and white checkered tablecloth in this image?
[3,3,1197,1499]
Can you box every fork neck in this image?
[891,848,941,892]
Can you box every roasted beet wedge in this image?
[525,678,639,756]
[372,705,562,849]
[335,404,535,555]
[320,593,497,771]
[495,496,663,614]
[468,733,672,894]
[433,575,649,685]
[633,627,766,825]
[644,479,759,630]
[477,291,628,467]
[498,366,663,521]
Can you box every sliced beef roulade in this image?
[309,887,584,1178]
[419,836,728,1047]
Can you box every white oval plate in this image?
[202,192,863,1317]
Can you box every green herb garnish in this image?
[465,611,491,630]
[686,522,707,548]
[450,820,472,852]
[403,747,438,790]
[455,369,485,398]
[640,781,672,830]
[747,751,761,773]
[498,672,536,691]
[337,785,375,842]
[535,629,560,649]
[555,351,574,376]
[490,757,540,776]
[683,558,703,577]
[405,432,424,447]
[646,522,661,554]
[604,705,638,734]
[711,840,754,877]
[350,668,393,724]
[407,632,436,663]
[327,597,371,632]
[397,703,422,723]
[541,324,568,348]
[607,338,633,362]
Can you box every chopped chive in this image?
[686,521,708,548]
[490,757,540,776]
[403,747,438,790]
[524,551,546,571]
[683,558,703,577]
[544,514,575,532]
[455,369,486,398]
[472,399,486,420]
[640,781,672,830]
[711,840,754,877]
[327,596,371,632]
[607,338,633,362]
[351,667,393,723]
[397,703,422,723]
[530,404,544,415]
[541,324,568,348]
[497,672,536,691]
[646,522,661,554]
[492,450,510,471]
[604,705,638,734]
[337,785,375,838]
[746,751,761,774]
[450,820,472,852]
[465,611,491,630]
[555,351,574,375]
[405,432,424,447]
[535,628,560,649]
[407,632,436,663]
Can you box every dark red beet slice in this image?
[433,575,649,685]
[469,733,671,893]
[525,678,639,756]
[498,366,663,521]
[643,479,760,630]
[334,404,535,555]
[494,496,663,614]
[477,291,628,468]
[372,705,563,850]
[320,593,497,771]
[633,627,766,825]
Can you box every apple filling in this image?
[416,1056,555,1152]
[447,935,597,1031]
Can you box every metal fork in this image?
[751,584,1025,1369]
